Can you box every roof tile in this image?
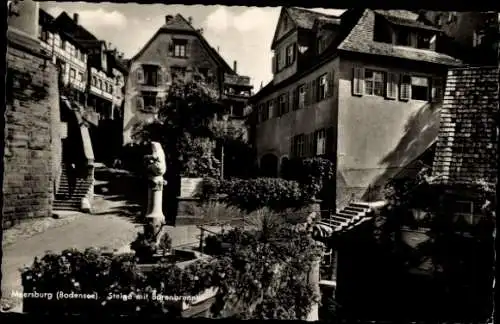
[431,67,499,188]
[286,7,339,30]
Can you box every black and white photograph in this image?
[1,1,498,321]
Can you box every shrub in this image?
[220,178,310,212]
[190,201,246,224]
[22,220,323,319]
[197,177,222,200]
[283,157,335,199]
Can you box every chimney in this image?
[73,13,79,24]
[188,16,193,25]
[165,15,174,24]
[217,46,220,52]
[233,60,237,73]
[197,28,204,35]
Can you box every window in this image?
[417,34,432,49]
[40,30,49,42]
[298,84,306,109]
[110,85,114,94]
[61,40,67,50]
[78,72,83,82]
[173,39,187,57]
[142,64,160,86]
[453,201,474,224]
[98,79,103,90]
[318,74,328,100]
[431,77,444,103]
[105,83,109,93]
[317,36,327,53]
[278,93,288,116]
[258,103,268,122]
[268,100,275,119]
[276,48,283,71]
[286,43,295,66]
[411,76,429,101]
[365,70,385,96]
[142,91,157,110]
[396,29,411,46]
[292,134,305,158]
[352,67,364,96]
[386,72,398,99]
[92,76,97,87]
[54,35,61,48]
[69,68,76,80]
[75,48,79,58]
[315,129,326,156]
[473,31,485,47]
[400,75,411,101]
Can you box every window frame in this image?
[298,84,306,109]
[142,91,158,110]
[364,69,385,97]
[173,40,187,58]
[318,74,328,101]
[410,75,430,101]
[315,129,327,156]
[279,93,287,116]
[286,44,294,66]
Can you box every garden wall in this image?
[3,30,61,228]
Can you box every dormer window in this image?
[396,29,411,46]
[417,34,432,49]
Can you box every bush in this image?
[21,220,323,319]
[197,177,222,200]
[283,157,335,199]
[220,178,311,212]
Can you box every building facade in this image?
[250,8,463,209]
[38,10,128,164]
[418,11,499,65]
[123,14,252,145]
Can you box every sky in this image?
[40,3,345,90]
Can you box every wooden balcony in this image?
[223,73,251,87]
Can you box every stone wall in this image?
[3,38,61,228]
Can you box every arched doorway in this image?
[260,153,278,177]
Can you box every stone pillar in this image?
[144,142,167,248]
[306,255,321,321]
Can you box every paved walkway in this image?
[1,193,228,312]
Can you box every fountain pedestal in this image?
[144,142,167,249]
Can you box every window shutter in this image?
[292,43,297,63]
[272,56,276,74]
[185,40,190,57]
[304,82,310,106]
[386,72,398,99]
[136,96,144,111]
[292,88,298,111]
[399,74,411,101]
[285,92,290,114]
[168,42,174,56]
[157,69,163,85]
[328,70,335,97]
[311,79,317,103]
[431,77,444,103]
[352,67,364,96]
[136,67,144,84]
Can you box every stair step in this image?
[344,206,367,213]
[331,215,351,223]
[350,202,371,209]
[338,209,358,216]
[336,211,360,220]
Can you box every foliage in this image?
[371,164,496,319]
[22,215,323,319]
[158,232,172,253]
[130,75,246,178]
[190,201,246,224]
[283,157,335,199]
[217,178,312,212]
[197,177,222,200]
[130,232,157,263]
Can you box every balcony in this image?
[223,73,251,87]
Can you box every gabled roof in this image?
[52,11,100,50]
[375,10,442,32]
[271,7,340,49]
[338,9,463,66]
[39,9,55,28]
[130,13,234,75]
[287,7,338,30]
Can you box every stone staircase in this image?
[318,201,387,233]
[53,165,93,211]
